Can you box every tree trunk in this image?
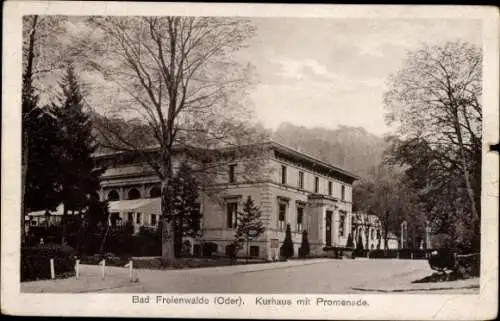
[21,15,39,247]
[161,174,176,265]
[246,238,249,263]
[21,130,29,247]
[384,209,389,250]
[61,204,68,245]
[451,104,480,224]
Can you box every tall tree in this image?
[22,15,78,244]
[384,41,482,252]
[169,162,203,257]
[234,196,265,260]
[353,165,420,249]
[55,65,101,244]
[73,16,265,264]
[24,106,64,213]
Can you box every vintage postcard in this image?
[2,1,498,319]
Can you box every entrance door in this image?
[325,211,332,246]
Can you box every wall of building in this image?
[95,145,357,259]
[269,158,353,203]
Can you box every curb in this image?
[351,284,479,293]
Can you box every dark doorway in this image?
[325,210,332,246]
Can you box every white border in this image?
[2,2,498,319]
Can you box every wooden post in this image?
[50,258,55,279]
[101,259,105,280]
[75,259,80,279]
[411,252,414,260]
[129,260,133,282]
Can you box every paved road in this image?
[127,259,432,293]
[22,259,479,294]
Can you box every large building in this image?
[93,141,359,260]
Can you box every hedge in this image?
[21,244,76,281]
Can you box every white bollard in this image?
[101,259,106,280]
[129,260,133,282]
[50,258,55,279]
[411,252,414,260]
[75,259,80,279]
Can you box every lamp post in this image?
[400,220,407,249]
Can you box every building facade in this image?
[351,212,399,250]
[93,141,358,260]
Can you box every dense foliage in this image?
[280,224,294,259]
[298,230,310,258]
[234,196,265,258]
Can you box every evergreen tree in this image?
[168,162,202,257]
[346,233,354,249]
[357,233,364,250]
[56,64,101,211]
[299,230,310,258]
[55,65,101,244]
[24,104,64,212]
[281,223,294,259]
[234,196,265,260]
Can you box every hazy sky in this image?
[235,18,482,136]
[38,17,482,137]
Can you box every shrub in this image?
[21,244,76,281]
[428,248,456,272]
[456,253,480,278]
[298,230,310,258]
[280,224,294,259]
[345,233,354,249]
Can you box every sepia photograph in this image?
[2,2,498,319]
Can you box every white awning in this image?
[108,198,161,214]
[28,204,64,217]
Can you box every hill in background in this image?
[272,122,387,178]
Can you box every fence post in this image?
[411,252,414,260]
[50,258,55,279]
[75,259,80,279]
[101,259,106,280]
[396,251,400,259]
[129,260,133,282]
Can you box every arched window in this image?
[128,188,141,200]
[107,190,119,201]
[149,186,161,198]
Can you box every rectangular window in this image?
[250,246,260,257]
[298,171,304,189]
[281,165,287,185]
[136,212,142,225]
[328,181,332,196]
[192,203,202,231]
[314,177,319,193]
[339,213,346,237]
[227,202,238,228]
[278,203,287,230]
[151,214,157,226]
[341,185,346,201]
[228,164,236,183]
[296,206,304,232]
[127,212,134,222]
